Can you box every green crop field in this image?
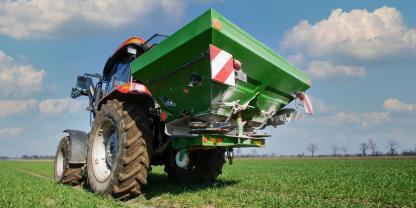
[0,158,415,208]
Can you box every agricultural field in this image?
[0,158,415,208]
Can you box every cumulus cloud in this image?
[161,0,187,18]
[383,98,416,112]
[306,60,366,79]
[320,111,391,127]
[313,98,337,114]
[282,6,416,60]
[287,53,305,67]
[0,127,24,136]
[0,99,38,117]
[0,50,45,97]
[0,0,187,39]
[39,98,86,115]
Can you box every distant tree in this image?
[386,140,399,156]
[368,139,377,156]
[375,151,383,156]
[359,143,368,156]
[271,152,277,157]
[235,148,242,157]
[402,149,416,156]
[307,143,318,157]
[297,153,305,157]
[331,145,339,157]
[341,146,348,156]
[261,153,270,158]
[0,156,9,160]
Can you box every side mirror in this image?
[70,76,89,98]
[71,88,82,98]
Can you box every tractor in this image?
[54,9,313,200]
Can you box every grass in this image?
[0,158,415,207]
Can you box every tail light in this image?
[116,82,152,96]
[233,59,242,71]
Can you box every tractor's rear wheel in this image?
[87,100,152,200]
[54,136,84,185]
[164,148,225,184]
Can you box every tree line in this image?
[306,139,416,157]
[0,155,55,160]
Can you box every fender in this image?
[63,129,88,164]
[98,82,153,109]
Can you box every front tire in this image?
[164,148,225,184]
[87,100,152,200]
[54,136,84,185]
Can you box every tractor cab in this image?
[102,37,147,94]
[102,34,169,94]
[70,35,169,114]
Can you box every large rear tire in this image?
[87,100,152,200]
[54,136,84,185]
[164,149,225,184]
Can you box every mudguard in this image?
[63,129,88,164]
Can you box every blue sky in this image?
[0,0,415,156]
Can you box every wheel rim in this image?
[92,119,119,182]
[175,151,189,168]
[55,148,64,178]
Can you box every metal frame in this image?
[171,134,265,150]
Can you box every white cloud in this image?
[282,6,416,60]
[0,50,45,97]
[0,127,24,137]
[39,98,86,115]
[320,111,391,127]
[306,60,366,79]
[0,0,187,39]
[287,53,304,67]
[314,98,337,114]
[161,0,187,19]
[383,98,416,112]
[0,99,38,117]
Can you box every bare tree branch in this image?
[331,145,339,157]
[386,140,399,156]
[359,143,368,156]
[307,143,318,157]
[368,139,377,156]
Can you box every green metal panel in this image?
[130,11,214,120]
[130,9,311,123]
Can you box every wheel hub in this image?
[91,119,118,182]
[105,131,118,168]
[175,150,189,168]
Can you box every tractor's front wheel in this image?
[87,100,152,200]
[164,148,225,184]
[54,136,84,185]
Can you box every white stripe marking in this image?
[303,94,314,115]
[223,70,235,86]
[211,50,232,78]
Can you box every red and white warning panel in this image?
[303,93,314,115]
[210,44,235,86]
[296,92,314,115]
